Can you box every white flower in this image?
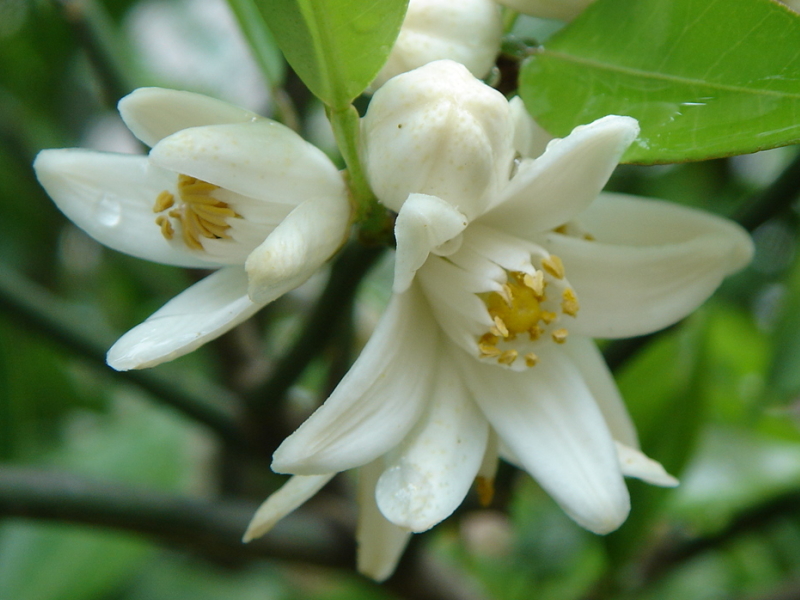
[34,88,351,370]
[496,0,596,21]
[245,61,753,580]
[369,0,504,91]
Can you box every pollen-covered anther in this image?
[542,255,565,279]
[541,311,557,325]
[562,288,580,317]
[497,349,518,365]
[524,352,538,367]
[523,270,545,298]
[493,315,510,338]
[551,328,568,344]
[153,174,241,251]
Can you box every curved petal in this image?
[376,353,488,532]
[479,115,639,238]
[243,474,334,542]
[616,442,678,487]
[454,345,630,534]
[560,336,638,447]
[357,461,412,582]
[509,96,552,160]
[393,193,469,293]
[272,285,439,475]
[149,121,345,207]
[246,194,351,304]
[107,266,265,370]
[33,149,218,269]
[119,87,260,148]
[543,194,754,338]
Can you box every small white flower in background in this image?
[369,0,504,91]
[245,60,753,581]
[34,88,351,371]
[496,0,595,21]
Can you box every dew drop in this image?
[94,195,121,227]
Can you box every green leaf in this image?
[519,0,800,164]
[254,0,408,109]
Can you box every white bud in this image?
[369,0,503,92]
[362,60,515,219]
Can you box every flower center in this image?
[477,255,579,368]
[153,174,240,251]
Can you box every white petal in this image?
[118,87,260,148]
[509,96,552,160]
[357,461,412,582]
[479,115,639,237]
[242,474,334,542]
[271,285,439,475]
[560,336,639,448]
[544,193,754,338]
[454,346,630,534]
[107,266,265,370]
[615,442,678,487]
[245,194,351,304]
[33,149,218,269]
[376,353,488,532]
[393,193,469,293]
[149,121,346,207]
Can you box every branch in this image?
[245,243,384,418]
[0,466,350,567]
[0,264,253,454]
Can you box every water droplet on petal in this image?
[94,195,121,227]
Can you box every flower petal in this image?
[242,474,334,542]
[33,149,217,269]
[272,285,439,475]
[560,336,639,447]
[149,120,345,207]
[616,442,678,487]
[246,194,351,304]
[393,193,469,293]
[118,87,260,148]
[376,353,488,532]
[479,115,639,238]
[509,96,552,160]
[357,461,412,582]
[107,266,265,370]
[454,345,630,534]
[543,193,754,338]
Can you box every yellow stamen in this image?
[475,476,495,506]
[524,352,539,367]
[155,215,174,239]
[153,191,174,212]
[523,270,545,298]
[493,315,510,338]
[551,328,568,344]
[561,288,580,317]
[541,311,557,325]
[542,255,565,279]
[479,343,502,357]
[497,349,518,365]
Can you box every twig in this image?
[0,263,253,454]
[0,466,350,567]
[245,243,384,419]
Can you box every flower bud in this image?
[369,0,503,91]
[362,60,515,219]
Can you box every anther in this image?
[153,191,175,212]
[541,311,557,325]
[524,352,539,367]
[493,316,510,338]
[542,255,565,279]
[561,288,580,317]
[479,343,502,357]
[528,324,543,340]
[551,328,568,344]
[155,215,174,239]
[497,349,518,365]
[523,270,545,298]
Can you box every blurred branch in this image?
[0,264,255,455]
[56,0,134,106]
[245,243,384,419]
[638,489,800,587]
[0,465,348,567]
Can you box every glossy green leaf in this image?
[520,0,800,164]
[254,0,408,109]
